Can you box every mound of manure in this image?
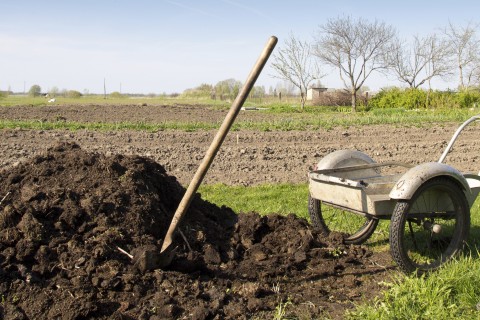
[0,143,385,320]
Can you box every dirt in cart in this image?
[0,143,394,319]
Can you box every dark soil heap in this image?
[0,143,390,320]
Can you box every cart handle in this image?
[438,115,480,163]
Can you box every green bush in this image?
[402,88,427,109]
[66,90,82,98]
[369,87,402,109]
[369,87,480,110]
[28,84,42,97]
[181,83,213,99]
[427,90,457,108]
[109,91,125,99]
[456,90,480,108]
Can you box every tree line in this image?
[23,85,83,99]
[271,16,480,111]
[181,79,270,101]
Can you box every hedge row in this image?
[369,88,480,109]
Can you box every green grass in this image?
[1,107,479,132]
[0,94,231,107]
[347,253,480,320]
[348,198,480,319]
[198,183,309,220]
[0,119,220,132]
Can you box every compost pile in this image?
[0,143,391,319]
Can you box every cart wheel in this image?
[308,194,379,244]
[389,177,470,274]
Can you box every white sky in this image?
[1,0,479,94]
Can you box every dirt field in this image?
[1,104,479,186]
[1,104,479,319]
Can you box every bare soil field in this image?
[0,104,281,124]
[1,104,479,186]
[0,104,479,319]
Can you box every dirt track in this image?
[1,104,479,319]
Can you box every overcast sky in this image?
[1,0,479,94]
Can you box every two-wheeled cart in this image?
[308,115,480,273]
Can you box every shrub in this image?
[66,90,82,98]
[427,90,458,109]
[369,87,480,110]
[109,91,125,99]
[369,87,403,109]
[312,90,351,106]
[181,83,213,99]
[28,84,42,97]
[456,90,480,108]
[403,88,427,109]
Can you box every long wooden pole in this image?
[160,36,278,255]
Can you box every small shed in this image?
[307,87,328,101]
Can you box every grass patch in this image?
[1,107,478,133]
[348,197,480,319]
[347,253,480,319]
[0,95,231,107]
[198,183,309,220]
[0,119,220,132]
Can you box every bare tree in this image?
[271,33,324,110]
[314,16,396,111]
[469,62,480,87]
[443,21,480,90]
[49,86,60,97]
[387,34,451,88]
[275,80,296,97]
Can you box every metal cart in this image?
[308,115,480,273]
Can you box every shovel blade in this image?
[132,244,177,272]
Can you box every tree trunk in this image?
[459,64,464,91]
[426,79,432,108]
[351,90,357,112]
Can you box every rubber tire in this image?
[389,177,470,274]
[308,194,379,245]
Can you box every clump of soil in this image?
[0,143,392,319]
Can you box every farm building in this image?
[307,87,328,100]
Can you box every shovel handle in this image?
[161,36,278,252]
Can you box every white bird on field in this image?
[48,98,56,103]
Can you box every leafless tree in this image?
[314,16,396,111]
[387,34,452,88]
[275,80,296,97]
[443,21,480,90]
[271,33,324,110]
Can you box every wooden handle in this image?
[161,36,278,253]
